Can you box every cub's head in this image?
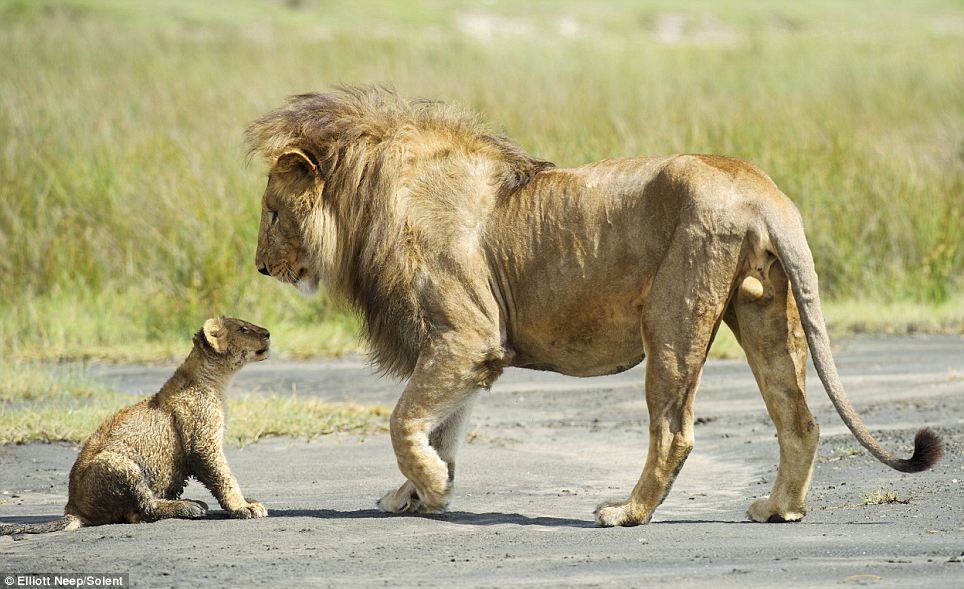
[254,148,330,297]
[195,317,271,368]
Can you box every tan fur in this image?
[1,318,271,535]
[247,87,943,527]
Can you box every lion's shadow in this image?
[270,508,596,528]
[0,511,892,530]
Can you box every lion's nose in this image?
[257,263,270,276]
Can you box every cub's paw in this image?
[230,500,268,519]
[747,497,804,523]
[377,480,448,514]
[594,500,650,527]
[172,499,208,519]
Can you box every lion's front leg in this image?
[377,339,496,515]
[378,479,422,513]
[378,400,477,513]
[380,411,453,514]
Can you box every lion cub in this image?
[0,317,271,534]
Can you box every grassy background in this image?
[1,0,962,362]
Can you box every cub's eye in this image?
[270,210,278,223]
[239,326,249,334]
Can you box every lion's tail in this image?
[762,200,943,473]
[0,514,84,535]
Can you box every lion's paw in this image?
[377,480,448,514]
[747,497,804,523]
[594,500,650,527]
[230,500,268,519]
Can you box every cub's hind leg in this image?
[138,497,208,522]
[73,452,206,524]
[124,460,207,522]
[724,261,819,523]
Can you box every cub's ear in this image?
[202,317,227,354]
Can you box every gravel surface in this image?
[2,336,962,588]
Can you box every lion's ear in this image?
[274,148,318,180]
[202,317,227,354]
[272,148,321,201]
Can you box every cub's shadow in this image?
[0,515,62,525]
[270,508,595,528]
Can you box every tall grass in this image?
[1,0,961,360]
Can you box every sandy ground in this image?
[1,336,962,588]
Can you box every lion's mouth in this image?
[254,347,270,360]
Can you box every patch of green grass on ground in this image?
[1,0,961,362]
[227,395,389,447]
[0,361,107,403]
[0,361,127,443]
[861,489,907,506]
[0,361,388,446]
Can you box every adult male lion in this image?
[247,86,942,526]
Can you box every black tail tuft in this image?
[893,428,944,473]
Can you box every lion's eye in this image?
[239,326,249,334]
[270,210,278,224]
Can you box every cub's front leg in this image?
[188,423,267,519]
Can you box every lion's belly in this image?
[506,293,647,377]
[513,347,645,377]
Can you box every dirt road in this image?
[2,336,962,587]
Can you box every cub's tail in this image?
[0,514,84,535]
[761,198,944,473]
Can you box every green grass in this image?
[0,361,388,445]
[0,0,961,362]
[861,489,908,506]
[226,395,389,447]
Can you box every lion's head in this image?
[245,86,552,376]
[253,146,327,297]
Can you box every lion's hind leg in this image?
[725,261,819,523]
[596,224,740,527]
[594,315,715,527]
